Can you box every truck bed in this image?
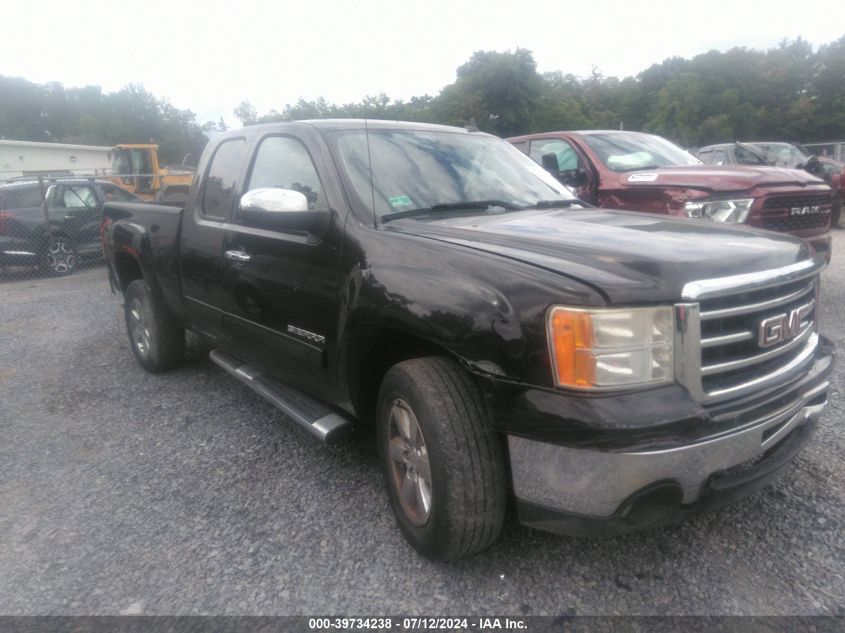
[103,201,184,314]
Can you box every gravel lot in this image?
[0,231,843,617]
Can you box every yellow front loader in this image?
[107,144,195,203]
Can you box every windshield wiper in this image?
[381,199,520,222]
[519,199,582,209]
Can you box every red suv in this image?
[508,130,833,261]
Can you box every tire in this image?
[377,356,507,560]
[123,279,185,373]
[43,236,77,276]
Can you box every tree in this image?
[3,37,844,167]
[435,49,543,136]
[233,101,258,126]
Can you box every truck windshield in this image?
[112,150,133,175]
[327,128,575,222]
[751,143,811,168]
[580,132,702,172]
[112,149,152,176]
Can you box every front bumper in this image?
[500,338,834,536]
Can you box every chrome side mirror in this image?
[237,188,327,234]
[239,187,309,213]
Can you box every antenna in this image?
[364,118,377,227]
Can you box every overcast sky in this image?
[3,0,843,127]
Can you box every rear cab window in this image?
[201,138,247,220]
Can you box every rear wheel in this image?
[377,357,507,560]
[43,237,77,276]
[124,279,185,373]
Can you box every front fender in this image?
[339,249,602,388]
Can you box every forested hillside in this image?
[1,36,842,163]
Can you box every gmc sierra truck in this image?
[102,120,834,560]
[507,130,833,261]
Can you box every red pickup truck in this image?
[508,130,833,261]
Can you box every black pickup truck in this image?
[102,120,834,560]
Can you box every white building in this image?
[0,139,112,180]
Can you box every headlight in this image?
[547,306,674,389]
[684,198,753,223]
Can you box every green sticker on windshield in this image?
[388,195,413,208]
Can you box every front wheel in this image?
[377,357,507,560]
[123,279,185,373]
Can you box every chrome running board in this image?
[209,349,353,444]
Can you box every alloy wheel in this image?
[128,298,151,357]
[386,398,432,526]
[46,240,76,274]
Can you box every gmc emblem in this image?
[758,304,812,348]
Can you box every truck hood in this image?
[619,165,825,193]
[387,208,814,304]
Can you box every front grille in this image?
[762,214,830,231]
[760,193,832,232]
[697,275,818,400]
[762,194,831,209]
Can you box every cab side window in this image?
[202,138,247,220]
[733,146,766,165]
[5,187,44,208]
[711,149,727,165]
[510,140,529,155]
[244,136,326,212]
[59,185,98,209]
[529,138,580,171]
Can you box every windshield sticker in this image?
[628,173,658,182]
[388,195,413,208]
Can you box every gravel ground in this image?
[0,232,843,617]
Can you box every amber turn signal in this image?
[547,306,674,389]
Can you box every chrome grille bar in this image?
[682,258,824,301]
[700,323,814,376]
[699,281,814,320]
[676,260,823,404]
[700,331,753,348]
[705,334,819,400]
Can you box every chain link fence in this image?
[803,141,845,162]
[1,169,193,284]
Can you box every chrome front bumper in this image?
[509,381,829,519]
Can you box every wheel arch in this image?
[345,322,466,424]
[112,250,145,293]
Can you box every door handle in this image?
[224,250,251,262]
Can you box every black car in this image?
[0,179,140,275]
